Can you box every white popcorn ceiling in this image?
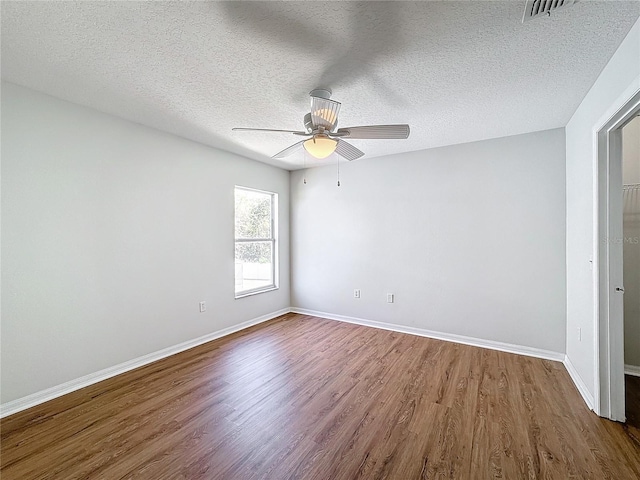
[1,1,639,170]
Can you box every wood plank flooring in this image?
[1,313,639,479]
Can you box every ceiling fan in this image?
[232,89,410,161]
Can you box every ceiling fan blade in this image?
[334,124,410,139]
[310,96,341,131]
[335,140,364,161]
[233,127,309,135]
[272,140,305,159]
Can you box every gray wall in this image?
[291,128,567,354]
[1,83,290,404]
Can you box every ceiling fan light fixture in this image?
[303,136,337,159]
[232,89,410,162]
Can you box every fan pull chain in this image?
[337,156,340,187]
[303,150,307,184]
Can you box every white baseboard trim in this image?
[625,364,640,377]
[290,308,565,363]
[4,308,589,419]
[0,308,291,419]
[563,355,595,410]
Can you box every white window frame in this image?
[234,186,278,298]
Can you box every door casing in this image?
[594,88,640,421]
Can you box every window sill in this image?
[235,286,278,299]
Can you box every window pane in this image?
[235,188,271,239]
[235,241,273,293]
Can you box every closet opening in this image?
[622,115,640,427]
[595,89,639,421]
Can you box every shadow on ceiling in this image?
[219,1,409,107]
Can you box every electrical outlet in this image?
[354,289,361,298]
[199,301,206,313]
[387,293,394,303]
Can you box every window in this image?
[234,186,277,297]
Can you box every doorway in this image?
[622,115,640,427]
[595,89,640,422]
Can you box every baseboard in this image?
[563,355,595,410]
[290,307,565,362]
[1,307,584,418]
[0,308,291,419]
[625,364,640,377]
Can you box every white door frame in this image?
[594,87,640,421]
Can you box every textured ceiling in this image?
[2,1,639,170]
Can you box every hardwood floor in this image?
[2,313,639,479]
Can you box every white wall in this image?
[291,128,566,354]
[0,82,290,404]
[623,116,640,367]
[565,18,640,399]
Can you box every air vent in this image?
[522,0,576,22]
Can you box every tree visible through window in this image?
[234,187,277,296]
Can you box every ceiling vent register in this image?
[522,0,576,22]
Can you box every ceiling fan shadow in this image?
[219,1,331,56]
[219,1,409,107]
[318,2,409,107]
